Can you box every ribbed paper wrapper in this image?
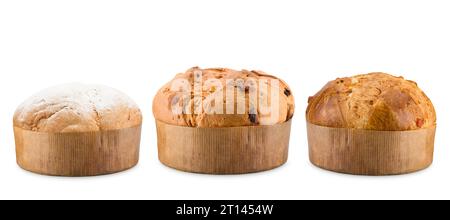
[156,120,292,174]
[14,125,142,177]
[307,122,436,175]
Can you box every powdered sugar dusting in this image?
[17,83,138,114]
[14,83,141,132]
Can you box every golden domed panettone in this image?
[306,73,436,175]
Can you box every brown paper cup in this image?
[156,120,292,174]
[14,125,142,177]
[307,122,436,176]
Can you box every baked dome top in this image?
[306,73,436,131]
[14,83,142,133]
[153,67,295,127]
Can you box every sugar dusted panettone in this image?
[13,83,142,176]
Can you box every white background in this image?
[0,0,449,200]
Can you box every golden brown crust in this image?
[14,84,143,133]
[153,67,295,127]
[306,73,436,131]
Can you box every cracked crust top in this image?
[14,83,142,133]
[306,73,436,131]
[153,67,295,127]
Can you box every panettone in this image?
[307,73,436,175]
[153,67,294,174]
[13,83,142,176]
